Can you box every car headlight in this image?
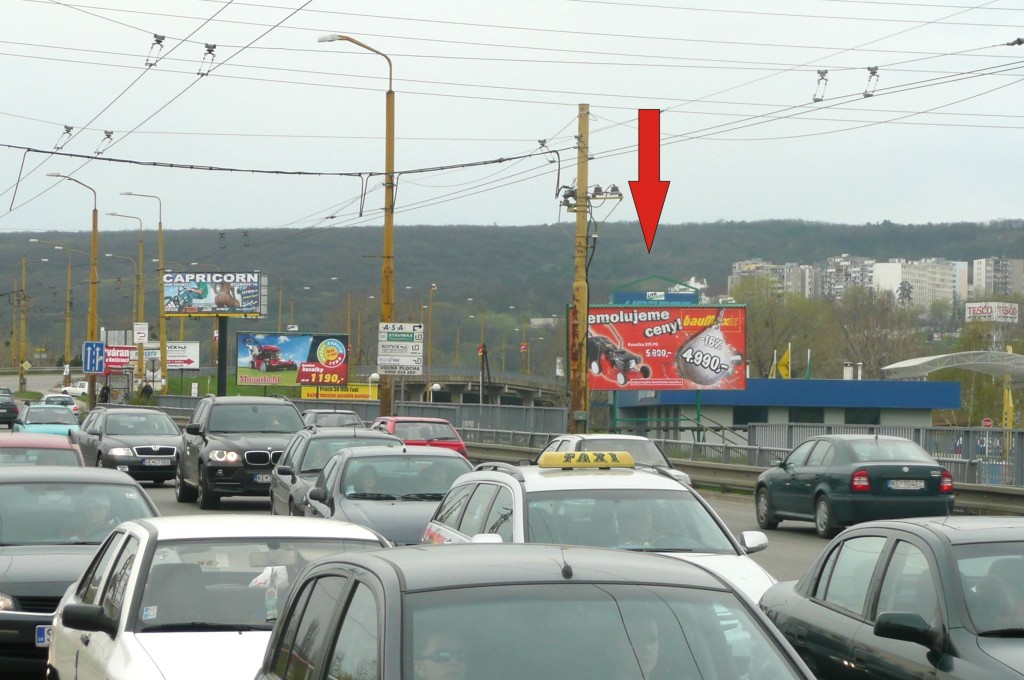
[107,447,134,457]
[208,449,241,463]
[0,592,16,611]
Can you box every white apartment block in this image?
[873,258,967,309]
[972,257,1024,298]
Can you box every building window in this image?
[789,407,824,423]
[846,408,881,425]
[733,406,769,426]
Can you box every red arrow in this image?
[628,109,670,253]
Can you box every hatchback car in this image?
[0,467,158,677]
[0,432,84,466]
[423,451,774,603]
[760,516,1024,679]
[253,543,815,680]
[301,408,364,428]
[755,434,955,538]
[47,515,390,680]
[0,392,20,429]
[75,407,183,485]
[304,445,473,545]
[61,380,89,397]
[370,415,469,457]
[40,393,81,421]
[14,403,80,435]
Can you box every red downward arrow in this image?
[628,109,670,253]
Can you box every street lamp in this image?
[156,259,187,341]
[319,32,396,417]
[30,238,88,386]
[47,172,99,409]
[122,191,167,394]
[107,212,146,389]
[18,256,49,392]
[104,253,139,323]
[263,271,285,332]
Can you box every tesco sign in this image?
[966,302,1019,323]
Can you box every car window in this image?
[849,439,936,463]
[81,412,97,431]
[0,447,80,466]
[280,436,303,468]
[278,576,348,678]
[818,535,886,615]
[325,583,379,680]
[25,407,77,424]
[106,413,179,436]
[434,484,474,529]
[102,535,140,621]
[578,438,669,466]
[805,441,834,467]
[459,484,499,536]
[875,540,939,625]
[76,531,125,604]
[310,412,363,428]
[482,486,514,542]
[955,545,1024,633]
[786,440,816,467]
[270,577,315,677]
[209,403,302,433]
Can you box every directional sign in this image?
[83,341,106,374]
[378,322,423,376]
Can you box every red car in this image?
[370,416,469,457]
[0,432,85,466]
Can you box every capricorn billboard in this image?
[587,305,746,391]
[236,332,349,387]
[163,271,262,317]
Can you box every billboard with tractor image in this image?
[236,332,349,387]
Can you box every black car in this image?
[254,543,816,680]
[270,425,403,516]
[176,395,304,509]
[755,434,955,538]
[74,407,183,484]
[760,516,1024,679]
[0,392,18,429]
[301,408,364,428]
[0,467,158,678]
[303,445,473,545]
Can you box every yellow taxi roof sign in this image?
[537,451,635,469]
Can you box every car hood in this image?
[134,631,271,680]
[658,552,777,603]
[337,499,439,545]
[977,637,1024,672]
[210,433,293,451]
[105,434,183,449]
[21,424,79,435]
[0,544,98,596]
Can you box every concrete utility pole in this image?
[569,104,591,433]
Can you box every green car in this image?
[14,403,80,435]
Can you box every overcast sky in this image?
[4,0,1024,240]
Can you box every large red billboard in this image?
[587,305,746,390]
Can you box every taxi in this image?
[422,451,776,603]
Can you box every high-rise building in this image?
[972,257,1024,298]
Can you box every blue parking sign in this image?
[83,341,106,374]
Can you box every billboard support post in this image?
[217,316,228,396]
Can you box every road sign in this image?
[83,341,106,374]
[378,322,424,376]
[133,322,149,343]
[983,417,993,428]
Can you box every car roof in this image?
[465,463,688,493]
[0,433,78,448]
[311,543,729,592]
[551,433,654,442]
[813,434,911,442]
[307,427,399,439]
[90,406,166,416]
[25,403,75,410]
[375,416,453,423]
[0,466,141,484]
[850,516,1024,545]
[340,444,467,459]
[125,514,388,543]
[43,394,74,400]
[304,409,359,414]
[208,395,296,405]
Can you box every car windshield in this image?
[106,413,180,436]
[0,482,154,545]
[956,543,1024,635]
[44,397,74,406]
[0,447,79,466]
[209,403,303,433]
[393,421,459,441]
[135,537,383,632]
[341,456,471,499]
[404,583,803,680]
[577,438,668,466]
[309,412,363,427]
[849,439,936,463]
[25,408,77,425]
[300,437,402,473]
[526,489,736,553]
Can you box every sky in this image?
[4,0,1024,239]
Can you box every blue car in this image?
[14,403,80,435]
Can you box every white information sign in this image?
[133,322,149,343]
[377,322,424,376]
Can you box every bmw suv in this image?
[175,394,303,509]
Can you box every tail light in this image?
[940,469,954,494]
[11,406,18,416]
[851,468,871,492]
[457,445,469,458]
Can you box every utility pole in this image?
[569,104,591,433]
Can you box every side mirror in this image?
[308,487,327,503]
[184,423,203,436]
[740,530,769,554]
[874,612,937,649]
[773,458,787,468]
[276,465,294,477]
[88,429,102,436]
[61,603,118,637]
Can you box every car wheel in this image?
[814,495,838,539]
[151,479,164,487]
[197,464,220,510]
[174,465,198,503]
[755,487,779,530]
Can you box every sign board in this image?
[983,417,994,428]
[104,342,201,371]
[300,383,378,400]
[163,271,262,317]
[83,341,105,374]
[377,322,424,376]
[587,305,747,391]
[21,361,31,371]
[236,332,349,387]
[966,302,1019,324]
[133,322,149,343]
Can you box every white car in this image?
[423,450,775,603]
[535,433,691,483]
[61,381,89,397]
[47,514,390,680]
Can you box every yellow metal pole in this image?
[64,257,72,387]
[569,103,590,433]
[19,257,26,393]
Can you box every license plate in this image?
[889,479,925,490]
[0,408,6,413]
[142,458,172,466]
[35,625,52,647]
[254,473,272,483]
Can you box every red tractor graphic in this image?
[244,337,297,372]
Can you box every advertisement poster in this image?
[236,332,349,387]
[587,305,746,391]
[163,271,262,317]
[300,383,378,400]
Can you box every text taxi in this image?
[422,451,777,603]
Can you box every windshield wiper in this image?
[402,493,444,501]
[426,437,457,442]
[980,628,1024,637]
[346,492,397,500]
[143,622,272,632]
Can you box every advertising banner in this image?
[103,342,200,370]
[587,305,746,391]
[236,332,349,387]
[163,271,262,317]
[300,383,378,400]
[966,301,1019,324]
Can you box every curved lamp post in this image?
[107,212,146,388]
[122,191,167,393]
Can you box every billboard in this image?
[163,271,262,317]
[104,342,201,370]
[587,305,746,390]
[236,332,349,388]
[966,301,1019,324]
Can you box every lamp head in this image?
[318,34,341,43]
[120,191,134,196]
[45,172,62,178]
[29,238,38,242]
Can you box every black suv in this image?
[175,394,303,509]
[75,406,183,484]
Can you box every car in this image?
[41,393,81,420]
[13,403,81,435]
[176,394,304,509]
[304,445,473,545]
[759,516,1024,679]
[370,415,469,457]
[0,392,19,429]
[61,380,89,397]
[754,434,956,538]
[253,543,816,680]
[423,451,775,603]
[47,515,391,680]
[0,432,85,466]
[301,408,364,428]
[0,467,158,678]
[533,432,691,483]
[75,407,184,485]
[271,425,404,516]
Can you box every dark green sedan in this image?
[755,434,954,538]
[760,516,1024,679]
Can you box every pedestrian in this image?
[140,382,154,400]
[99,384,110,404]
